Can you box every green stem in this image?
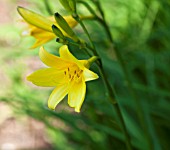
[77,0,98,17]
[97,18,113,44]
[73,9,133,150]
[81,15,96,20]
[73,14,98,56]
[43,0,53,15]
[91,0,104,19]
[98,62,132,150]
[94,0,153,148]
[76,0,114,50]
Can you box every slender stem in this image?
[43,0,53,15]
[81,15,96,21]
[77,0,98,17]
[98,62,132,150]
[97,18,113,44]
[103,3,144,128]
[73,8,133,150]
[73,15,98,56]
[97,63,115,103]
[78,18,94,49]
[91,0,104,19]
[94,0,153,148]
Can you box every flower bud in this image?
[59,0,72,12]
[52,24,65,39]
[17,6,53,32]
[56,38,68,44]
[59,0,76,13]
[54,12,79,42]
[87,56,99,68]
[68,0,76,12]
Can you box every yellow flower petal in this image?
[79,60,90,68]
[63,16,77,28]
[27,68,66,86]
[27,25,55,49]
[26,45,99,112]
[39,47,70,69]
[83,68,99,82]
[30,39,53,49]
[68,79,86,112]
[18,7,78,48]
[30,34,55,49]
[30,27,54,39]
[48,84,68,110]
[59,45,83,69]
[17,6,53,32]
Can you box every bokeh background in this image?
[0,0,170,149]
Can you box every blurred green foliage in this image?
[0,0,170,149]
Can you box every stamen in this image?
[69,74,71,79]
[64,71,66,75]
[68,68,70,71]
[74,70,76,74]
[71,75,74,81]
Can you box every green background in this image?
[0,0,170,149]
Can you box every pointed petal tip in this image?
[17,6,23,11]
[59,45,68,52]
[59,45,84,68]
[40,46,44,51]
[17,6,22,14]
[26,75,32,81]
[68,102,81,113]
[68,100,81,113]
[75,108,80,113]
[48,104,55,110]
[39,46,45,55]
[84,68,99,82]
[48,85,68,111]
[68,101,74,108]
[96,74,99,79]
[17,6,26,15]
[48,99,56,110]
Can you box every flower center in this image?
[64,65,83,83]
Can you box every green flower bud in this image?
[59,0,76,13]
[54,13,79,42]
[68,0,76,12]
[59,0,72,12]
[52,24,65,39]
[88,56,99,67]
[56,38,68,44]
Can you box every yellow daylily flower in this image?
[27,45,99,112]
[17,7,78,48]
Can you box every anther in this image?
[71,75,74,81]
[64,71,66,75]
[69,74,71,79]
